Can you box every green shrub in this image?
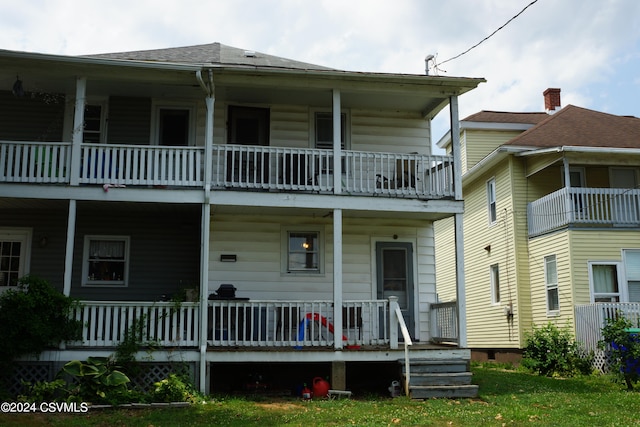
[63,357,131,404]
[0,275,81,364]
[522,322,592,377]
[152,374,198,403]
[599,316,640,391]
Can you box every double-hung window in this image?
[83,236,130,286]
[544,255,559,314]
[623,250,640,302]
[284,229,322,274]
[0,228,31,288]
[313,111,348,173]
[589,262,622,302]
[487,178,497,224]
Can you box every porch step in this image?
[399,358,478,399]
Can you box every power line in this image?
[434,0,540,69]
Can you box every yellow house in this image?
[435,89,640,364]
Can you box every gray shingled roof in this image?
[505,105,640,149]
[463,110,549,125]
[87,42,335,71]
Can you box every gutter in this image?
[515,145,640,157]
[462,145,531,184]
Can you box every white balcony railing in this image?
[528,187,640,236]
[79,143,204,187]
[67,300,392,349]
[1,141,456,199]
[0,141,71,183]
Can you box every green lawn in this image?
[2,366,639,426]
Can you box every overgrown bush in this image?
[522,322,592,377]
[599,316,640,391]
[0,276,81,364]
[152,373,198,403]
[62,357,131,404]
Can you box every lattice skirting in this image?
[1,361,198,399]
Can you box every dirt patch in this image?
[256,402,306,411]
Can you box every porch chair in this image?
[376,158,417,190]
[276,306,301,342]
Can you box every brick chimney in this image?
[543,88,561,113]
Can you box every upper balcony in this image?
[528,187,640,236]
[0,141,455,199]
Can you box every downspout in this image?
[196,69,215,393]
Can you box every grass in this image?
[1,366,639,426]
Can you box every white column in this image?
[333,208,343,349]
[62,200,76,296]
[69,77,86,186]
[450,95,467,347]
[332,90,342,195]
[563,157,573,223]
[199,86,214,394]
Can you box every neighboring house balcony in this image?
[527,187,640,236]
[0,141,455,200]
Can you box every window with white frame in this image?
[0,228,31,287]
[623,250,640,302]
[284,230,322,273]
[83,236,130,286]
[487,178,497,224]
[83,103,106,144]
[312,111,348,172]
[544,255,559,313]
[490,264,500,305]
[589,262,622,302]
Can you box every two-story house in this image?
[0,43,484,397]
[435,88,640,369]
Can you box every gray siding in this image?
[108,96,152,145]
[0,90,65,142]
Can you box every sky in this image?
[2,0,639,148]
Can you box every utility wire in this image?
[435,0,540,69]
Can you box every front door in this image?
[376,242,415,340]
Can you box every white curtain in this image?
[592,265,617,294]
[90,240,124,259]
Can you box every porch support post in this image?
[69,77,86,187]
[563,156,573,223]
[199,202,211,394]
[450,95,467,347]
[333,208,343,349]
[62,199,76,297]
[197,70,215,394]
[332,89,342,195]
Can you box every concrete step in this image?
[409,384,479,399]
[408,372,473,386]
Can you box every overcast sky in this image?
[2,0,639,146]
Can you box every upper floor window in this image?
[152,102,196,146]
[487,178,497,224]
[544,255,559,314]
[83,103,106,144]
[313,112,347,150]
[0,228,31,288]
[82,236,130,287]
[228,106,270,146]
[490,264,500,305]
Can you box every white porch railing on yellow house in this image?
[528,187,640,236]
[574,302,640,372]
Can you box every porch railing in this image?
[430,301,459,344]
[68,301,200,348]
[528,187,640,236]
[207,299,390,347]
[79,143,204,187]
[574,302,640,372]
[0,141,71,183]
[1,141,455,199]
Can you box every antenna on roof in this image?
[425,55,435,75]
